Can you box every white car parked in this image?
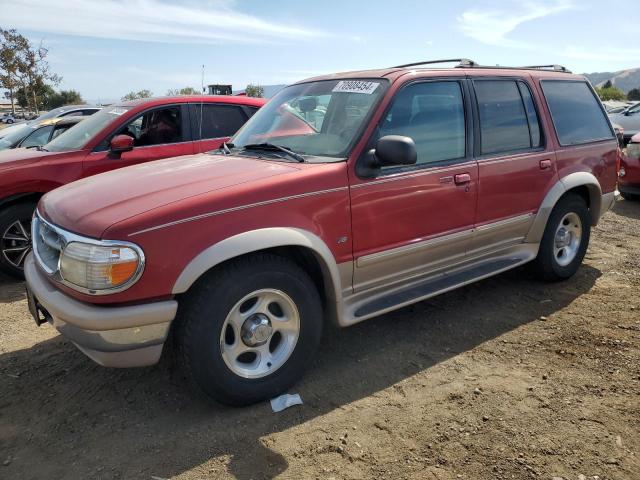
[1,113,16,124]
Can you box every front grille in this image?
[32,215,64,274]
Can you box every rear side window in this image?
[474,80,541,155]
[541,81,613,146]
[191,104,248,139]
[378,81,466,165]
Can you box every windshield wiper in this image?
[220,142,233,155]
[242,142,305,163]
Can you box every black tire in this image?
[176,253,323,406]
[620,191,640,202]
[532,193,590,282]
[0,203,36,279]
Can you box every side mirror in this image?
[110,134,134,154]
[375,135,417,166]
[356,135,417,178]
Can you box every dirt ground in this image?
[0,200,638,480]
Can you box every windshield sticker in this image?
[332,80,379,95]
[108,107,127,115]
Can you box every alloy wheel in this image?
[219,288,300,379]
[1,219,32,270]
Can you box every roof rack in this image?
[392,58,478,69]
[391,59,572,74]
[520,64,572,73]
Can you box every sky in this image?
[1,0,639,103]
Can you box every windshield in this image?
[46,107,130,152]
[0,124,31,150]
[34,107,69,122]
[231,79,386,159]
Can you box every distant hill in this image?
[583,68,640,93]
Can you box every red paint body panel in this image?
[619,133,640,189]
[42,160,351,304]
[349,162,478,258]
[34,67,618,307]
[0,96,265,205]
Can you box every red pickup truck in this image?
[24,60,617,405]
[0,95,265,277]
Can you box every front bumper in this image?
[24,254,178,367]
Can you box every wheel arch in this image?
[0,192,43,210]
[172,227,346,320]
[525,172,602,243]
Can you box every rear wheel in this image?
[0,203,36,279]
[532,193,590,282]
[177,253,323,405]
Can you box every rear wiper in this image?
[242,142,305,163]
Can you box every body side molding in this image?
[525,172,602,243]
[172,227,346,306]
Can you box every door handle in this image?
[539,159,552,170]
[454,173,471,185]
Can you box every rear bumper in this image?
[24,254,177,367]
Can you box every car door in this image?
[470,77,556,255]
[82,104,195,178]
[350,79,478,292]
[189,103,252,153]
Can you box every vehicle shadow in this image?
[614,196,640,219]
[0,264,601,479]
[0,271,25,303]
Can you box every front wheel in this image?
[177,253,323,405]
[0,203,36,279]
[532,193,590,282]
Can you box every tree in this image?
[121,89,153,101]
[46,89,84,109]
[0,28,60,114]
[245,84,264,98]
[595,86,626,101]
[166,86,199,96]
[602,80,613,89]
[628,88,640,101]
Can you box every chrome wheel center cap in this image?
[555,228,570,248]
[241,313,272,347]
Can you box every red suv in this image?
[0,95,265,277]
[24,60,617,405]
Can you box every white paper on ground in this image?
[270,393,303,412]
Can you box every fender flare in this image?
[171,227,343,303]
[525,172,602,243]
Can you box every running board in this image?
[353,256,525,319]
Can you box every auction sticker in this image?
[332,80,379,94]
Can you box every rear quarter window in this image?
[541,80,613,146]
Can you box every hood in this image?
[0,147,56,171]
[40,153,301,238]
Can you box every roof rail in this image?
[392,58,478,69]
[520,64,571,73]
[391,60,573,74]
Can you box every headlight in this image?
[59,242,142,292]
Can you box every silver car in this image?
[609,102,640,144]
